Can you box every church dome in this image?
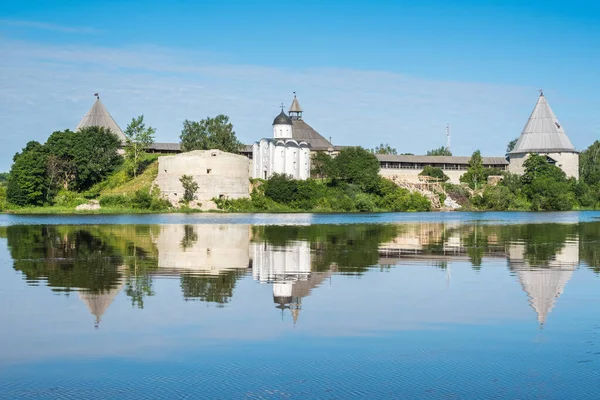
[273,110,292,126]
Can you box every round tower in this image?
[273,109,293,139]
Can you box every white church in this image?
[252,96,312,180]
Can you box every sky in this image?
[0,0,599,171]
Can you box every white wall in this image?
[156,149,250,205]
[273,123,293,139]
[379,168,465,184]
[508,152,579,179]
[252,139,311,180]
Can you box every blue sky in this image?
[1,0,599,171]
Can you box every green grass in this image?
[100,160,159,196]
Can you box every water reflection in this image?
[2,221,599,328]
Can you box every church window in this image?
[207,169,212,174]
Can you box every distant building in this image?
[378,155,508,184]
[252,106,311,180]
[508,92,579,179]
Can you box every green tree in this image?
[506,138,519,153]
[180,115,242,153]
[580,140,600,186]
[124,115,155,177]
[372,143,397,155]
[311,152,334,179]
[460,150,486,189]
[521,154,574,211]
[332,147,380,192]
[264,173,298,204]
[0,172,9,184]
[419,166,449,182]
[427,146,452,156]
[180,174,199,204]
[6,141,48,206]
[71,127,123,191]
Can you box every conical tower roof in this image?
[510,92,577,154]
[289,94,303,114]
[76,96,127,143]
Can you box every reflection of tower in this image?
[251,241,329,324]
[509,237,579,326]
[156,224,250,273]
[79,280,124,328]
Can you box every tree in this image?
[180,175,199,204]
[372,143,397,155]
[70,127,123,191]
[0,172,9,184]
[506,138,518,153]
[6,141,48,206]
[419,166,449,182]
[180,115,242,153]
[427,146,452,156]
[311,152,334,179]
[580,140,600,186]
[521,154,574,211]
[460,150,486,189]
[264,173,298,204]
[124,115,155,177]
[332,147,380,192]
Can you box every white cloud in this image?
[0,19,101,34]
[1,38,597,172]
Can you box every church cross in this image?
[280,102,285,111]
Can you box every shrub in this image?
[53,190,87,207]
[0,185,6,210]
[130,189,153,209]
[180,175,199,204]
[264,173,297,204]
[354,193,377,212]
[99,194,129,207]
[419,166,449,182]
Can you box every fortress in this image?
[76,91,579,185]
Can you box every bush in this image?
[53,190,87,207]
[0,185,6,210]
[419,166,449,182]
[99,194,129,207]
[180,175,199,204]
[444,183,471,206]
[264,173,297,204]
[354,193,377,212]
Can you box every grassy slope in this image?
[100,161,158,196]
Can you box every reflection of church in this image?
[251,240,329,324]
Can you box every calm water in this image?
[0,212,599,399]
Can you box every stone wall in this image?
[379,168,465,184]
[156,149,250,207]
[508,152,579,180]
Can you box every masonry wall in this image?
[379,168,465,184]
[508,152,579,180]
[156,149,250,205]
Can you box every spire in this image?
[510,92,576,154]
[76,94,127,143]
[289,92,303,120]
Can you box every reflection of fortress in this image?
[66,223,581,327]
[379,223,580,325]
[508,238,579,325]
[156,224,251,273]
